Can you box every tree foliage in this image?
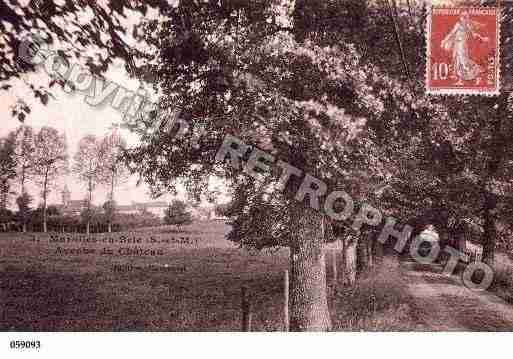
[0,0,160,119]
[32,126,68,232]
[73,134,105,234]
[0,132,17,212]
[100,131,130,202]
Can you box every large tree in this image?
[32,126,68,233]
[73,135,104,235]
[100,131,130,233]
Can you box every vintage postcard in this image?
[0,1,512,358]
[426,7,501,96]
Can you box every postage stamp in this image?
[426,7,500,96]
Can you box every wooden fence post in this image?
[284,270,289,332]
[241,286,252,332]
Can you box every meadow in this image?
[0,221,420,331]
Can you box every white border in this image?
[1,333,513,359]
[426,6,501,96]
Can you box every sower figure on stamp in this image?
[441,11,489,85]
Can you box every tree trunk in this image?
[108,175,115,234]
[367,236,374,268]
[86,179,93,235]
[343,235,358,286]
[482,192,497,267]
[357,232,370,275]
[457,235,466,254]
[481,94,508,267]
[289,206,331,332]
[21,172,27,233]
[0,182,7,211]
[42,171,48,233]
[452,222,466,254]
[373,237,384,262]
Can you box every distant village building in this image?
[59,185,88,216]
[115,204,139,215]
[190,206,213,221]
[59,186,169,219]
[131,201,168,218]
[58,186,226,221]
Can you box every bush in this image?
[164,200,193,227]
[215,202,233,218]
[489,263,513,304]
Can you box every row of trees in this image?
[0,125,129,233]
[0,197,217,233]
[0,196,210,233]
[74,132,130,234]
[0,204,162,233]
[0,126,67,232]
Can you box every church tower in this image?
[62,185,71,207]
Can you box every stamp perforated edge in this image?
[425,6,501,97]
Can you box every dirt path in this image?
[400,261,513,331]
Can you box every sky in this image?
[0,59,197,208]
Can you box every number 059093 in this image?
[9,340,41,350]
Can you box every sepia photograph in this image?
[1,0,513,356]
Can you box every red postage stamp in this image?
[426,7,500,96]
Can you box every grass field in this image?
[0,221,292,331]
[0,221,420,331]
